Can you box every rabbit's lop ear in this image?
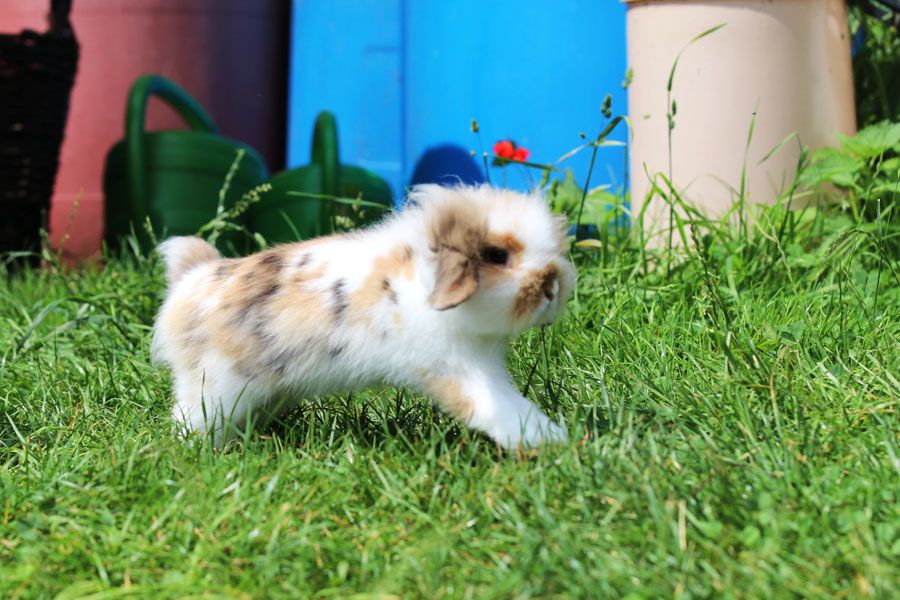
[430,246,478,310]
[427,198,485,310]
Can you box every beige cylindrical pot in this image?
[626,0,856,243]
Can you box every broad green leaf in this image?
[799,148,864,188]
[837,121,900,159]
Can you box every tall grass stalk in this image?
[663,23,726,276]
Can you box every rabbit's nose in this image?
[542,270,559,301]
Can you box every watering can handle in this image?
[126,74,219,230]
[310,111,340,197]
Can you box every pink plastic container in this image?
[0,0,288,262]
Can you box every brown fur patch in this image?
[214,261,238,279]
[287,262,327,288]
[227,248,287,316]
[331,279,348,323]
[382,278,398,304]
[257,250,285,271]
[162,241,336,377]
[484,232,524,255]
[207,247,325,368]
[514,264,558,319]
[266,283,328,336]
[427,200,486,310]
[421,374,474,422]
[483,232,525,269]
[350,245,416,321]
[427,200,485,256]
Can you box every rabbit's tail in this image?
[158,236,221,287]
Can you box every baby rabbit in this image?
[152,184,575,449]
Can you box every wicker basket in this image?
[0,0,79,267]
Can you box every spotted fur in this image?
[152,184,575,449]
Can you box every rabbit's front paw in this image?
[489,406,568,450]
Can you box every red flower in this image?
[493,140,515,159]
[512,147,530,162]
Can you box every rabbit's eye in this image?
[481,246,509,266]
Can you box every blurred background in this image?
[287,1,628,195]
[1,0,897,262]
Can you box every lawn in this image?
[1,204,898,598]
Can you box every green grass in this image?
[1,205,898,599]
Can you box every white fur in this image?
[152,184,575,449]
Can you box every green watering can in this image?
[248,111,393,245]
[103,75,268,254]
